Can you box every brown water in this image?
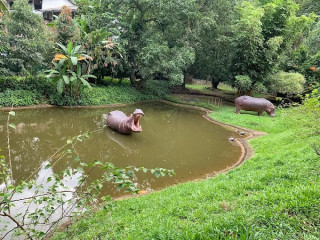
[0,102,242,197]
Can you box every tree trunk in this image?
[182,73,192,87]
[212,80,220,89]
[130,71,137,87]
[136,77,146,89]
[130,70,146,89]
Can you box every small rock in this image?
[239,132,245,136]
[228,137,235,141]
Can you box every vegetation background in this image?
[0,0,320,239]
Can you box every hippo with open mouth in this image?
[104,109,144,134]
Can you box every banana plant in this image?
[46,42,96,99]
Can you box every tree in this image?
[231,0,301,95]
[0,8,9,75]
[77,0,203,88]
[231,1,265,95]
[56,6,80,46]
[0,0,52,75]
[296,0,320,15]
[187,0,236,89]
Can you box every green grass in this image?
[186,83,271,99]
[165,95,217,110]
[186,83,236,94]
[53,106,320,239]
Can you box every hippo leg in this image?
[258,111,262,116]
[236,108,240,114]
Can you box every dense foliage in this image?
[0,0,52,75]
[1,0,320,238]
[1,0,320,104]
[267,71,306,95]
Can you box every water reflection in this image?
[0,161,82,239]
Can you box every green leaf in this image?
[67,42,73,54]
[71,57,78,65]
[82,74,97,79]
[45,164,51,169]
[77,135,82,142]
[9,123,16,129]
[63,75,70,84]
[57,43,68,53]
[57,79,64,94]
[9,111,15,116]
[67,139,72,144]
[77,64,82,76]
[117,184,124,190]
[80,78,91,88]
[80,162,88,167]
[154,171,161,178]
[73,45,81,55]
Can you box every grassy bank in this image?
[53,106,320,239]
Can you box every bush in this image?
[0,77,170,106]
[142,80,170,98]
[77,80,170,106]
[234,75,253,95]
[0,75,55,96]
[78,81,169,106]
[0,75,56,107]
[0,89,44,107]
[268,71,305,95]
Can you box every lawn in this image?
[186,83,271,100]
[53,105,320,239]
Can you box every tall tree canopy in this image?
[0,0,51,75]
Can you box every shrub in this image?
[234,75,252,95]
[0,76,170,106]
[142,80,170,98]
[0,89,44,106]
[294,89,320,158]
[78,80,170,106]
[0,75,55,96]
[268,71,305,95]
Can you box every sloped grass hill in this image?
[53,106,320,239]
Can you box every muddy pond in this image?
[0,102,243,198]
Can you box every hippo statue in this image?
[103,109,144,134]
[235,96,275,116]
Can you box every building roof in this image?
[41,0,77,12]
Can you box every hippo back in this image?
[235,96,272,111]
[106,110,129,130]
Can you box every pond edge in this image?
[36,100,266,237]
[1,100,266,174]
